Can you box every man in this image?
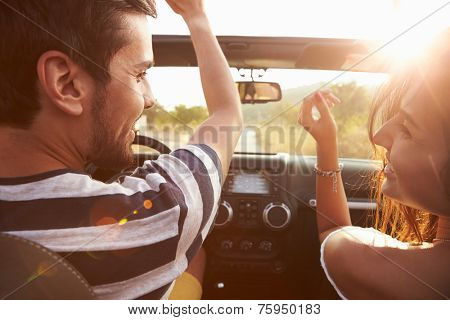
[0,0,243,299]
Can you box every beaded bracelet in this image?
[314,163,344,193]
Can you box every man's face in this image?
[88,13,154,170]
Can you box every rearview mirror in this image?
[236,81,282,104]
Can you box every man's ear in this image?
[36,51,91,116]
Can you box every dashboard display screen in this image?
[227,171,270,194]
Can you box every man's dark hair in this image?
[0,0,156,129]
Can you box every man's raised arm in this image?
[166,0,244,181]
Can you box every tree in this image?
[330,82,374,158]
[170,105,208,126]
[144,103,208,130]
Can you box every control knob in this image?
[214,200,233,228]
[262,202,292,230]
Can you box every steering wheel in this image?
[133,134,172,155]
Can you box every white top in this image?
[320,226,415,299]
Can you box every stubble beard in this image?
[88,87,134,171]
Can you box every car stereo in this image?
[225,170,271,195]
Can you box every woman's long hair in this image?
[367,30,449,244]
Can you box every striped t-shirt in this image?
[0,144,222,299]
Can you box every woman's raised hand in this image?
[298,90,341,148]
[165,0,205,21]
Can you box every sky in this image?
[147,0,449,108]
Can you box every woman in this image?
[298,30,450,299]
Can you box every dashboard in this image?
[202,152,378,299]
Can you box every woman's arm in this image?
[165,0,244,182]
[297,91,352,243]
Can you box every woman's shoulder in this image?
[322,226,431,249]
[320,226,449,299]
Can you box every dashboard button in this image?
[258,240,273,252]
[220,240,234,251]
[239,240,253,252]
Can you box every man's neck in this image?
[0,127,85,178]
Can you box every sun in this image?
[373,1,449,68]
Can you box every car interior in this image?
[2,0,449,305]
[0,34,388,300]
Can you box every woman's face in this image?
[373,80,450,215]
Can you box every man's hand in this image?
[166,0,205,21]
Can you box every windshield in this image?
[137,67,388,159]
